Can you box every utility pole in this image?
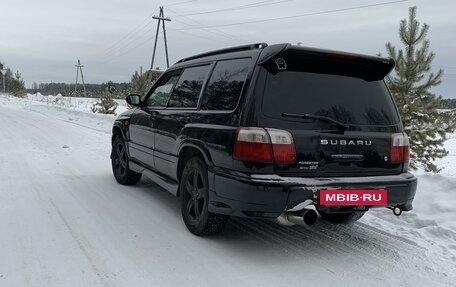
[74,59,87,97]
[151,6,171,70]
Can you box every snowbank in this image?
[26,93,129,115]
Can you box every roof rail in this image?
[176,43,268,64]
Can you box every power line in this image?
[172,0,292,17]
[105,19,151,52]
[100,14,155,56]
[171,18,236,43]
[169,0,409,31]
[171,29,232,45]
[166,7,246,42]
[86,8,160,64]
[99,25,238,65]
[164,0,198,8]
[91,24,156,64]
[98,36,155,65]
[87,24,153,64]
[101,20,154,59]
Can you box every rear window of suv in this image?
[262,59,400,126]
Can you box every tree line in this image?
[30,82,132,99]
[28,68,162,99]
[440,99,456,109]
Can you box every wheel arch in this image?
[112,123,127,143]
[176,143,213,195]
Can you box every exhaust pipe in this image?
[276,209,318,226]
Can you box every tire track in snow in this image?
[245,217,404,278]
[230,219,345,277]
[356,221,422,247]
[49,199,113,287]
[230,218,390,284]
[230,218,451,286]
[24,104,113,134]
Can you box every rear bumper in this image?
[208,169,417,218]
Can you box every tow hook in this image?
[387,205,403,216]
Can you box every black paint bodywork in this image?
[112,43,417,218]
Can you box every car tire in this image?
[111,136,142,185]
[318,208,366,224]
[180,157,228,236]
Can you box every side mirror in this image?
[126,94,141,107]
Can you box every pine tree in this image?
[385,6,455,172]
[9,71,27,97]
[130,68,162,96]
[130,70,150,96]
[94,86,118,114]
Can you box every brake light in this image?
[390,133,410,164]
[327,51,358,60]
[233,127,296,164]
[266,128,296,163]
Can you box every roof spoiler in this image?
[258,44,395,81]
[176,43,268,64]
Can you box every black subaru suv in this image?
[111,43,417,236]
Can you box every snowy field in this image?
[0,93,455,286]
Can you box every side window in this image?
[200,58,250,111]
[167,65,210,108]
[146,74,180,108]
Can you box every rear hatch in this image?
[257,46,404,177]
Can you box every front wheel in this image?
[111,136,142,185]
[180,157,228,236]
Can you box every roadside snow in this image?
[1,93,455,286]
[438,132,456,176]
[364,172,456,265]
[0,93,124,133]
[27,92,129,115]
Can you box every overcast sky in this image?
[1,0,455,98]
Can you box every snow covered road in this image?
[0,97,455,286]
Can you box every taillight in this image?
[390,133,410,164]
[233,127,296,164]
[266,128,296,163]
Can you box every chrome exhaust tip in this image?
[303,209,318,225]
[276,209,318,226]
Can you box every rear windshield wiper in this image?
[281,113,350,130]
